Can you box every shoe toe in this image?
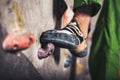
[40,30,80,49]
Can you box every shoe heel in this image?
[69,47,87,57]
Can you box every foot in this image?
[40,19,88,57]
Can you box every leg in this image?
[38,6,74,59]
[68,5,92,57]
[40,5,92,57]
[62,5,74,27]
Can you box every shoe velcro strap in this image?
[64,19,86,42]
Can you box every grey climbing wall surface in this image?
[0,0,98,80]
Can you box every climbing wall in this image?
[0,0,96,80]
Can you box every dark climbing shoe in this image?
[40,19,87,57]
[40,19,85,48]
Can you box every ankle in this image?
[74,14,91,38]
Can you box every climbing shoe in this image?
[40,19,88,57]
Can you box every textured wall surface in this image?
[0,0,99,80]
